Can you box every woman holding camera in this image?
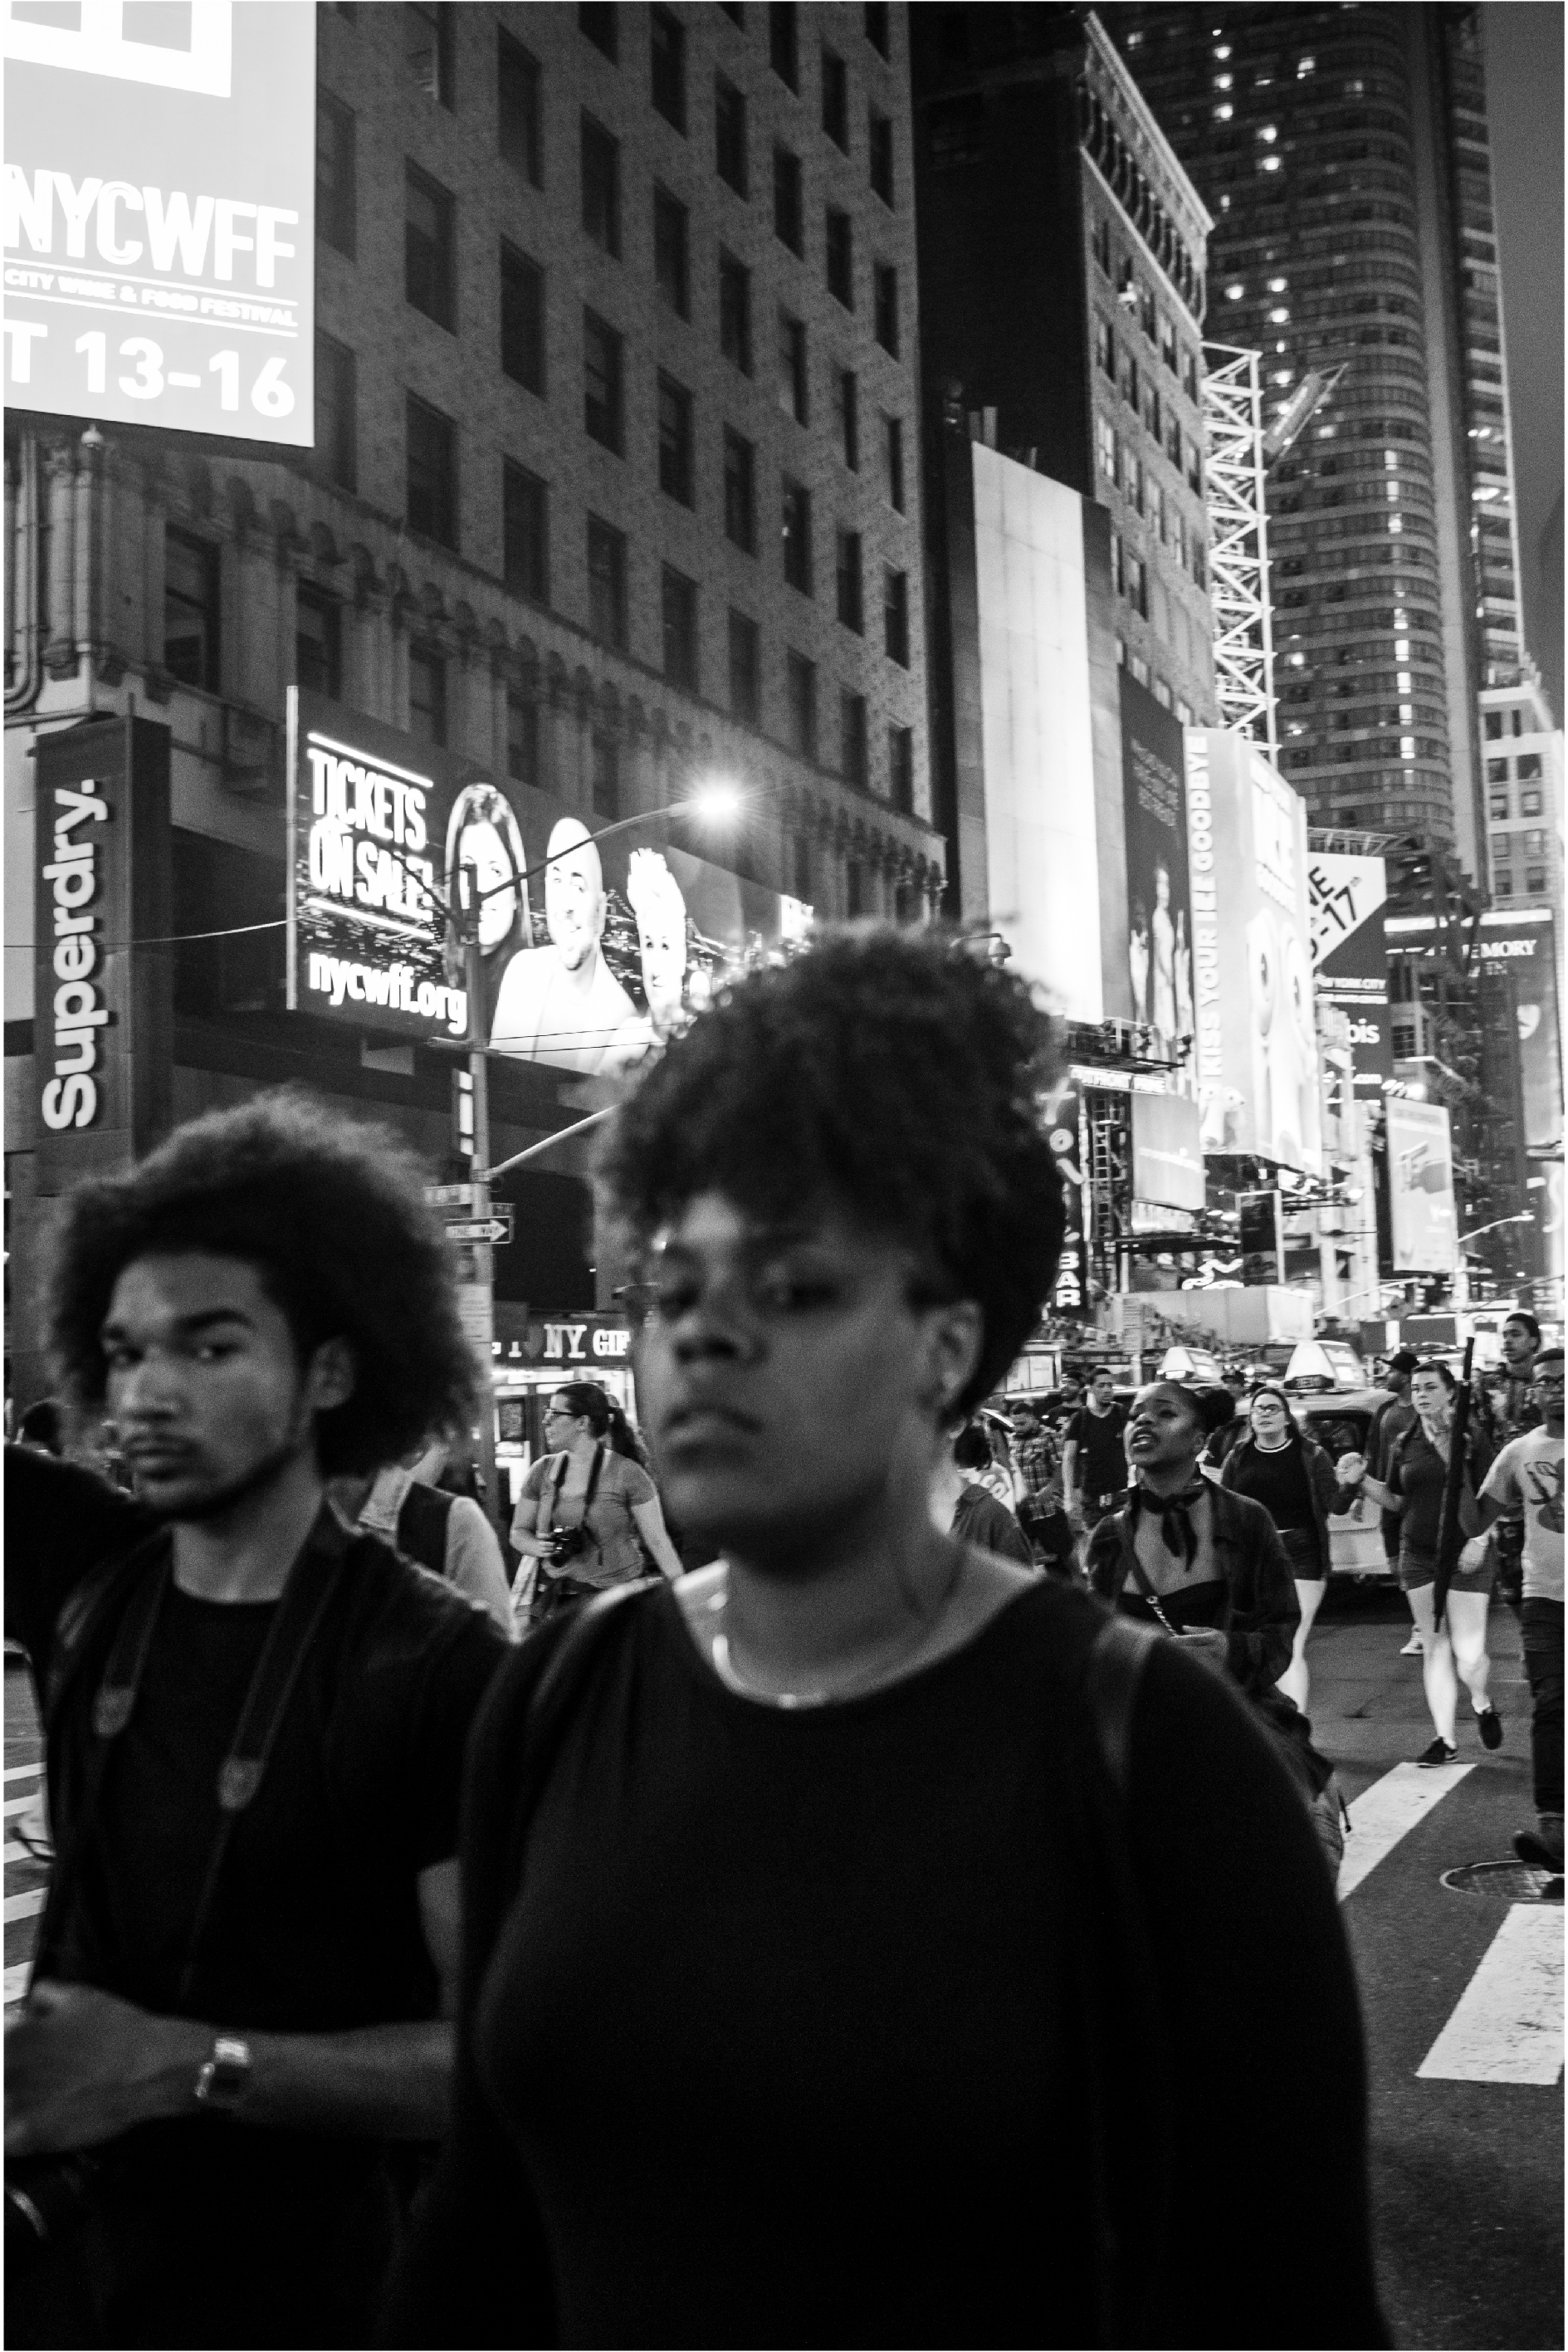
[510,1381,682,1621]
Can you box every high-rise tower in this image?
[1106,2,1525,887]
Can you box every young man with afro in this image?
[4,1093,510,2349]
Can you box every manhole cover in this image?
[1441,1861,1564,1905]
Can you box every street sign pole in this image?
[462,870,500,1537]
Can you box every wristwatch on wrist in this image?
[193,2034,252,2112]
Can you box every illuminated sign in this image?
[1307,852,1392,1101]
[32,714,172,1188]
[2,2,315,444]
[1385,1097,1458,1273]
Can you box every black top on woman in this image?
[388,931,1387,2352]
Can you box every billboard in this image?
[32,713,172,1189]
[1042,1079,1089,1314]
[971,448,1103,1021]
[286,691,811,1071]
[1130,1089,1204,1211]
[1474,909,1562,1156]
[1385,1097,1459,1273]
[1120,676,1192,1068]
[1185,731,1322,1174]
[1307,852,1392,1102]
[2,2,315,444]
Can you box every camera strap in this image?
[542,1445,604,1565]
[32,1507,346,2008]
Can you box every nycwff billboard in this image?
[1185,731,1322,1174]
[1307,852,1392,1103]
[286,692,810,1071]
[2,2,314,443]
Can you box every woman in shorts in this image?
[1350,1359,1501,1767]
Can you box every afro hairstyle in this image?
[597,926,1066,1417]
[43,1089,476,1476]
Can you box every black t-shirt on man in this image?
[3,1445,508,2348]
[1065,1402,1130,1500]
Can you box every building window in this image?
[506,692,540,785]
[777,310,808,423]
[716,74,748,193]
[316,90,356,258]
[1159,312,1177,372]
[1495,868,1514,896]
[657,373,694,505]
[774,144,803,252]
[1524,829,1547,855]
[835,366,859,469]
[888,723,913,812]
[1518,752,1543,780]
[405,166,455,330]
[296,584,341,700]
[1092,213,1111,274]
[873,261,898,355]
[500,242,545,393]
[836,527,863,632]
[864,1,888,56]
[723,428,755,552]
[1182,349,1199,402]
[869,107,893,204]
[781,476,812,593]
[728,608,760,723]
[407,394,457,546]
[1095,316,1115,379]
[581,115,621,256]
[883,565,909,665]
[718,250,752,371]
[590,732,618,817]
[164,527,220,690]
[314,330,356,490]
[661,566,699,689]
[1484,710,1504,741]
[498,31,543,186]
[1129,554,1149,619]
[584,309,623,452]
[579,3,617,61]
[1526,868,1547,895]
[650,5,686,130]
[1095,413,1116,484]
[1487,757,1509,784]
[846,858,867,917]
[769,1,798,87]
[883,412,904,510]
[786,648,817,758]
[1110,530,1124,596]
[793,831,813,902]
[652,186,689,316]
[1522,789,1543,815]
[1512,708,1525,736]
[822,46,848,148]
[825,207,853,307]
[502,461,549,603]
[1489,793,1510,821]
[405,2,452,106]
[408,640,447,744]
[1186,437,1202,494]
[586,516,628,649]
[840,687,867,785]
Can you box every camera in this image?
[549,1524,591,1567]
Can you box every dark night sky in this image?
[1481,2,1565,718]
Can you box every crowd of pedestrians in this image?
[7,916,1553,2349]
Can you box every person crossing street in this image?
[1470,1349,1565,1872]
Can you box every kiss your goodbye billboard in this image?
[285,692,811,1071]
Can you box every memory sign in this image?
[2,2,315,445]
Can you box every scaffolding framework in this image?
[1202,345,1277,755]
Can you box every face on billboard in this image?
[2,3,315,444]
[542,821,607,971]
[445,787,526,956]
[626,850,689,1039]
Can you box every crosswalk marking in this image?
[5,1963,32,2007]
[1418,1907,1565,2085]
[4,1764,41,1784]
[3,1886,46,1924]
[1338,1759,1474,1902]
[2,1792,43,1819]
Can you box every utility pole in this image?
[457,862,499,1534]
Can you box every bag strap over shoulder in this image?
[1083,1611,1161,1802]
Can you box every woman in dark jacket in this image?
[1220,1383,1361,1715]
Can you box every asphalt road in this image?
[5,1586,1561,2349]
[1313,1580,1563,2352]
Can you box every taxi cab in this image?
[1293,1388,1390,1579]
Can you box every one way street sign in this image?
[444,1214,513,1245]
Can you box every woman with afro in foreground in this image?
[388,928,1386,2352]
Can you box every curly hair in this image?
[597,927,1066,1414]
[42,1090,476,1475]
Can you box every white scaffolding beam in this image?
[1202,344,1276,755]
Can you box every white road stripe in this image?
[3,1765,41,1784]
[1337,1759,1474,1902]
[2,1792,43,1819]
[1418,1907,1565,2085]
[3,1887,46,1924]
[4,1963,32,2006]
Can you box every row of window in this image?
[1484,706,1536,741]
[1090,226,1201,399]
[1093,365,1203,493]
[1492,867,1551,900]
[1100,450,1207,587]
[1486,752,1544,788]
[1079,89,1204,317]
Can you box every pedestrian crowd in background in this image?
[7,917,1554,2348]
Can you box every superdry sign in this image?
[32,715,172,1189]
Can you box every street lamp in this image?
[1457,1212,1534,1248]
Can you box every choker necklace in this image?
[1255,1433,1292,1452]
[707,1553,965,1709]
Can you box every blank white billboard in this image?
[1385,1097,1459,1273]
[971,444,1102,1022]
[2,1,315,444]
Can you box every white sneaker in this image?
[1399,1633,1424,1656]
